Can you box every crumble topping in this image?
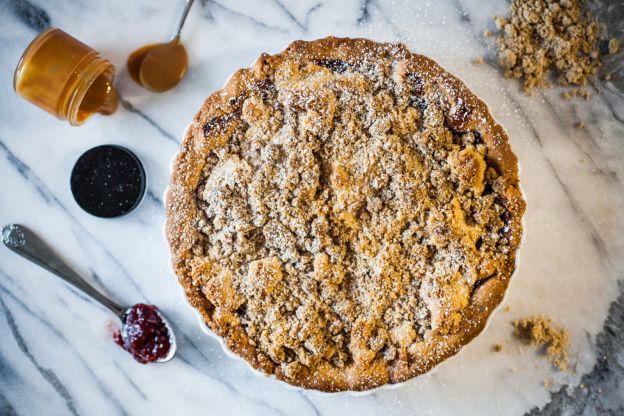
[169,39,524,389]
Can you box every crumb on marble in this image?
[493,343,504,352]
[605,73,612,81]
[577,121,585,129]
[543,378,553,390]
[513,316,570,371]
[609,38,619,55]
[578,89,592,100]
[503,305,511,312]
[493,15,505,31]
[492,0,602,94]
[483,29,492,37]
[474,57,485,65]
[562,91,572,100]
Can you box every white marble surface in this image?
[1,0,623,415]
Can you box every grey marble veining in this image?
[528,281,624,416]
[0,0,623,415]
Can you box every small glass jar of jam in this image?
[13,28,118,126]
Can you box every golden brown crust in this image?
[165,37,525,392]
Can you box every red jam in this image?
[113,303,171,364]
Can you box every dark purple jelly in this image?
[113,303,171,364]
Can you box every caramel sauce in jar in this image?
[13,28,117,126]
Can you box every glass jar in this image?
[13,28,117,126]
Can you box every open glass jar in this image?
[13,28,117,126]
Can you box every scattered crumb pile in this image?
[493,0,601,91]
[513,316,570,371]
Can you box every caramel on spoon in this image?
[127,0,195,92]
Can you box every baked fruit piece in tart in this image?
[165,37,525,392]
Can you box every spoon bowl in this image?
[138,39,188,92]
[118,303,178,364]
[150,310,177,363]
[127,0,195,92]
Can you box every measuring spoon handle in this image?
[2,224,125,316]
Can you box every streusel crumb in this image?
[513,316,570,371]
[494,0,601,92]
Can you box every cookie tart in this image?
[165,37,525,392]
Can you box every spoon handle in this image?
[174,0,196,39]
[2,224,125,316]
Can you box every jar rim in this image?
[65,59,115,126]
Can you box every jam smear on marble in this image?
[113,303,171,364]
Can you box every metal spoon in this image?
[135,0,195,92]
[2,224,176,363]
